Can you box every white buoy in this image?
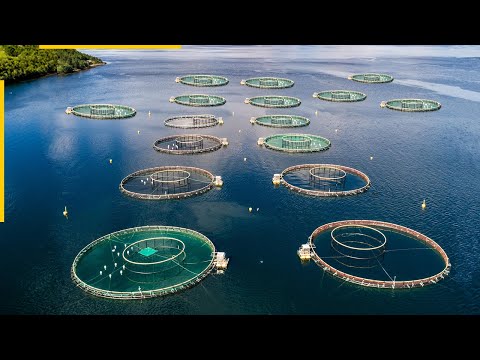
[148,111,151,117]
[120,270,123,275]
[244,157,247,162]
[315,110,318,116]
[63,206,68,219]
[257,208,259,211]
[124,244,127,248]
[370,156,373,160]
[137,130,140,134]
[109,274,112,279]
[114,263,117,268]
[100,271,102,275]
[123,264,126,270]
[232,111,235,116]
[104,265,107,270]
[260,260,263,264]
[422,199,426,209]
[117,252,120,257]
[109,159,113,164]
[249,207,252,212]
[138,286,141,291]
[335,129,338,132]
[239,129,241,133]
[112,248,115,252]
[127,250,129,255]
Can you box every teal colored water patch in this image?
[139,247,158,257]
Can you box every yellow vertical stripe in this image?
[0,80,3,222]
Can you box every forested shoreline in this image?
[0,45,104,83]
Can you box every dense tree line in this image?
[0,45,104,83]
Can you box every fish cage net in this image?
[71,226,217,299]
[176,75,229,87]
[171,94,226,107]
[254,115,310,128]
[350,73,394,83]
[164,115,219,129]
[264,134,331,153]
[241,77,294,89]
[153,134,224,154]
[246,95,301,108]
[70,104,136,119]
[313,90,367,102]
[382,99,441,112]
[120,166,216,200]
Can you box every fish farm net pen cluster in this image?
[68,104,136,119]
[313,90,367,102]
[348,73,394,83]
[175,74,229,87]
[381,99,441,112]
[153,134,225,155]
[240,77,294,89]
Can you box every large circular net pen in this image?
[245,95,301,108]
[170,94,226,107]
[313,90,367,102]
[381,99,441,112]
[175,74,229,87]
[252,115,310,128]
[262,134,331,153]
[278,164,370,196]
[119,166,217,200]
[153,134,225,155]
[300,220,451,289]
[71,226,220,299]
[68,104,136,119]
[349,73,394,83]
[164,114,220,129]
[240,77,294,89]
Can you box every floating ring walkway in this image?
[260,134,331,153]
[349,73,394,83]
[245,95,301,108]
[381,99,441,112]
[67,104,136,119]
[71,226,222,299]
[304,220,451,289]
[313,90,366,102]
[153,134,226,155]
[175,74,229,87]
[240,77,294,89]
[164,114,221,129]
[251,115,310,128]
[170,94,226,107]
[278,164,370,197]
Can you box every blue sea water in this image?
[2,45,480,314]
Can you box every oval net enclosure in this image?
[279,164,370,196]
[253,115,310,128]
[70,104,136,119]
[245,95,301,108]
[240,77,294,89]
[175,74,229,87]
[170,94,226,107]
[381,99,441,112]
[71,226,218,299]
[302,220,451,289]
[164,114,220,129]
[313,90,367,102]
[349,73,394,83]
[153,134,225,155]
[120,166,216,200]
[263,134,331,153]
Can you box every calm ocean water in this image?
[2,45,480,314]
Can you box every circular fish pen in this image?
[279,164,370,196]
[263,134,331,153]
[381,99,441,112]
[245,95,301,108]
[302,220,450,289]
[69,104,136,119]
[120,166,217,200]
[240,77,294,89]
[71,226,219,299]
[175,74,229,87]
[252,115,310,128]
[153,134,225,155]
[349,73,394,84]
[164,114,220,129]
[313,90,367,102]
[170,94,226,107]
